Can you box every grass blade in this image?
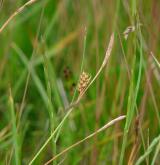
[8,88,21,165]
[135,134,160,165]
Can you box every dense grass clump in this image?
[0,0,160,164]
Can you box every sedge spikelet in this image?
[77,71,91,94]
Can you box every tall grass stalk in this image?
[119,7,143,164]
[55,28,87,142]
[28,33,114,165]
[8,88,21,165]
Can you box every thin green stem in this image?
[8,89,21,165]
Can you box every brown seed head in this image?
[77,71,91,94]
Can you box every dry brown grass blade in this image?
[44,115,126,165]
[0,0,38,33]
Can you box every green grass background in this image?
[0,0,160,164]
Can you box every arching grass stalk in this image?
[44,115,126,165]
[28,33,114,165]
[0,0,38,33]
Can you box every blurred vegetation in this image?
[0,0,160,164]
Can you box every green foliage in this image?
[0,0,160,164]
